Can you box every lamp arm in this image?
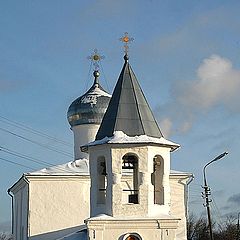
[203,151,228,186]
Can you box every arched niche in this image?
[122,153,139,204]
[152,155,164,205]
[97,156,107,204]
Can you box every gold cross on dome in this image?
[87,49,105,70]
[119,32,134,54]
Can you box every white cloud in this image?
[159,118,172,138]
[157,55,240,136]
[178,55,240,111]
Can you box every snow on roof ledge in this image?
[170,170,193,176]
[83,131,180,152]
[28,158,89,176]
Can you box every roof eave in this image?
[81,139,180,153]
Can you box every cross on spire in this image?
[87,49,105,70]
[119,32,134,55]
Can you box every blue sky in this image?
[1,0,240,230]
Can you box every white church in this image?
[8,37,193,240]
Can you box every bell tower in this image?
[84,34,180,240]
[88,137,179,218]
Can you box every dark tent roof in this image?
[95,55,163,140]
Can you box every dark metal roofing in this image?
[67,71,111,127]
[95,55,163,140]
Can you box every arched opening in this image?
[126,237,140,240]
[122,153,139,204]
[122,233,142,240]
[152,155,164,205]
[97,156,107,204]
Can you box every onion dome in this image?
[67,70,111,127]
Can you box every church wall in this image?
[86,218,179,240]
[90,145,113,216]
[86,174,189,240]
[110,145,172,217]
[72,124,100,160]
[170,175,190,240]
[9,158,191,240]
[147,146,171,216]
[27,175,90,240]
[110,146,150,217]
[11,178,28,240]
[89,144,175,218]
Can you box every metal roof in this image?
[67,71,111,127]
[96,55,163,140]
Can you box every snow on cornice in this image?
[84,131,180,151]
[170,170,193,176]
[27,158,89,175]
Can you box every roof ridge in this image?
[127,63,144,133]
[128,63,163,137]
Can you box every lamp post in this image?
[202,151,228,240]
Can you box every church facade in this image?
[9,46,193,240]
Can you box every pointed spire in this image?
[95,55,163,140]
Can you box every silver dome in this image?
[67,71,111,127]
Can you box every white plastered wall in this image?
[72,124,100,159]
[86,218,179,240]
[147,145,172,216]
[11,178,28,240]
[27,175,90,240]
[9,158,191,240]
[89,144,172,218]
[170,175,190,240]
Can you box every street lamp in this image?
[202,151,228,240]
